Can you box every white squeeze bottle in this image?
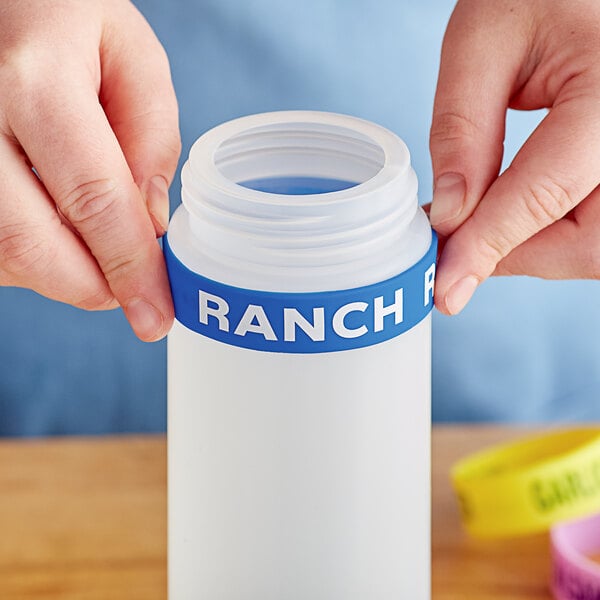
[165,111,436,599]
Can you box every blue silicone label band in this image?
[164,233,437,354]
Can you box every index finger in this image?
[435,92,600,315]
[6,69,173,341]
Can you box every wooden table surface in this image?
[0,426,557,599]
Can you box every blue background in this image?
[1,0,599,436]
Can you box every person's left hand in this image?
[429,0,600,315]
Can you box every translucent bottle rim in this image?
[183,110,413,210]
[173,111,430,291]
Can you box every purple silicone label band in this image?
[552,513,600,600]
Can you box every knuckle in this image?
[155,132,182,172]
[77,287,117,311]
[475,231,512,270]
[0,222,53,276]
[1,46,56,105]
[430,110,480,148]
[59,178,123,231]
[166,130,183,160]
[521,179,575,227]
[124,115,181,157]
[138,125,181,168]
[101,253,140,284]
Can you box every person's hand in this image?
[430,0,600,315]
[0,0,180,340]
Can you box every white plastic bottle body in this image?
[166,111,434,599]
[168,319,431,599]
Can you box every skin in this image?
[0,0,179,341]
[1,0,598,340]
[430,0,600,315]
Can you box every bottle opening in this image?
[213,121,385,193]
[178,112,427,290]
[240,176,359,195]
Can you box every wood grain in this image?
[0,427,559,599]
[0,436,166,600]
[432,426,553,600]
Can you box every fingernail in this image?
[430,173,466,226]
[145,176,170,235]
[124,297,165,341]
[445,275,479,315]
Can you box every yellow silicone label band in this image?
[451,428,600,538]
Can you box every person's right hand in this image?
[0,0,180,341]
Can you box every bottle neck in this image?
[178,111,429,291]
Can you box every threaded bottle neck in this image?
[178,111,429,291]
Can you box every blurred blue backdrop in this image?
[1,0,599,436]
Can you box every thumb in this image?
[429,1,529,236]
[100,2,181,236]
[435,95,600,315]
